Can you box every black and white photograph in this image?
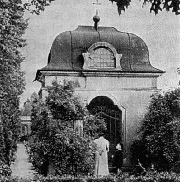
[1,0,180,181]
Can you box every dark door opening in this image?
[87,96,122,168]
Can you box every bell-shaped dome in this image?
[39,25,163,73]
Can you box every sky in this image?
[20,0,180,107]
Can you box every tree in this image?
[0,0,27,166]
[28,80,106,176]
[110,0,180,15]
[132,88,180,172]
[23,0,180,15]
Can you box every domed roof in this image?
[39,25,163,73]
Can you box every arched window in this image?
[82,42,122,70]
[89,47,115,69]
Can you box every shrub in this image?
[31,175,115,182]
[0,176,18,182]
[28,80,106,176]
[0,160,12,177]
[132,88,180,171]
[3,173,180,182]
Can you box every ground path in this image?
[11,143,35,179]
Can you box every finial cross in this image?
[93,0,101,6]
[93,0,101,15]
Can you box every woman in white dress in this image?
[94,133,109,177]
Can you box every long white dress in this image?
[94,136,109,177]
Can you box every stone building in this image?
[35,15,164,168]
[20,100,32,140]
[20,116,31,140]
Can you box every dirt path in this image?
[11,143,35,179]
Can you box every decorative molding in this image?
[82,52,90,69]
[120,88,160,91]
[82,42,122,70]
[75,88,161,92]
[116,53,122,70]
[39,70,163,78]
[88,42,117,54]
[82,71,163,78]
[40,71,80,77]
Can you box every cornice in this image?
[39,70,163,78]
[40,86,161,92]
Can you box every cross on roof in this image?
[93,0,101,15]
[93,0,101,6]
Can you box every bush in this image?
[0,176,18,182]
[3,173,180,182]
[29,175,115,182]
[0,160,12,177]
[28,80,106,176]
[130,140,151,169]
[86,176,114,182]
[132,88,180,171]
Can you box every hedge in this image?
[3,172,180,182]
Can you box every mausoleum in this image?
[35,14,164,168]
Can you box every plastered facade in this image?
[39,71,162,166]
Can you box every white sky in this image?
[20,0,180,106]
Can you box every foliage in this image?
[0,0,28,166]
[0,176,18,182]
[0,160,12,177]
[0,175,115,182]
[130,139,151,170]
[110,0,180,15]
[28,80,106,176]
[4,172,180,182]
[23,0,55,15]
[22,0,180,15]
[132,88,180,171]
[128,171,180,182]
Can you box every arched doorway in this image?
[87,96,122,167]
